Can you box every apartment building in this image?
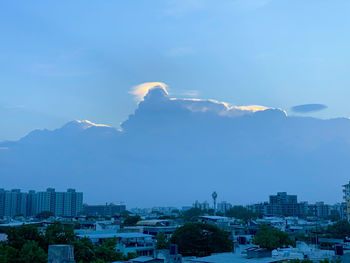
[0,188,83,217]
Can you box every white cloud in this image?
[130,82,169,102]
[74,120,111,129]
[132,84,273,118]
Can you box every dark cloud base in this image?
[291,104,327,113]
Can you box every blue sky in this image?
[2,0,350,140]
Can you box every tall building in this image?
[193,201,210,211]
[217,201,232,214]
[3,189,27,217]
[269,192,298,216]
[0,189,5,217]
[63,189,83,217]
[315,202,329,218]
[36,190,53,214]
[55,192,65,216]
[0,188,83,218]
[343,182,350,221]
[26,190,37,217]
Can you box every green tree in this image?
[70,237,96,263]
[123,215,141,226]
[183,208,203,222]
[325,214,341,222]
[253,224,295,250]
[18,241,47,263]
[6,224,45,250]
[325,220,350,239]
[45,222,75,246]
[170,223,232,257]
[156,232,170,249]
[0,244,20,263]
[226,206,257,223]
[319,260,341,263]
[94,238,123,262]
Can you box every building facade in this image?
[343,182,350,221]
[0,188,83,218]
[217,201,232,214]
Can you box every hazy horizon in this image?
[2,1,350,208]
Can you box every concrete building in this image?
[48,245,75,263]
[37,188,83,217]
[26,190,36,216]
[3,189,27,217]
[76,231,155,257]
[316,202,330,218]
[193,201,210,211]
[0,189,5,217]
[217,201,232,214]
[269,192,298,216]
[0,188,83,218]
[136,219,178,238]
[36,190,52,214]
[343,181,350,221]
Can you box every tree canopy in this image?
[226,206,257,223]
[156,232,170,249]
[183,208,203,222]
[253,224,295,250]
[324,220,350,239]
[170,223,232,257]
[123,215,141,226]
[0,222,136,263]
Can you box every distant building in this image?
[343,182,350,221]
[315,202,330,218]
[3,189,27,217]
[0,189,6,217]
[249,192,310,217]
[193,201,209,211]
[330,203,346,220]
[83,203,126,216]
[248,202,269,216]
[0,188,83,218]
[36,188,83,217]
[217,201,232,214]
[268,192,308,217]
[181,206,192,211]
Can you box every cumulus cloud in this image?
[291,104,328,113]
[130,82,168,101]
[131,83,278,119]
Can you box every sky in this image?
[2,0,350,140]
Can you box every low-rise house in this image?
[76,231,155,257]
[136,219,178,238]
